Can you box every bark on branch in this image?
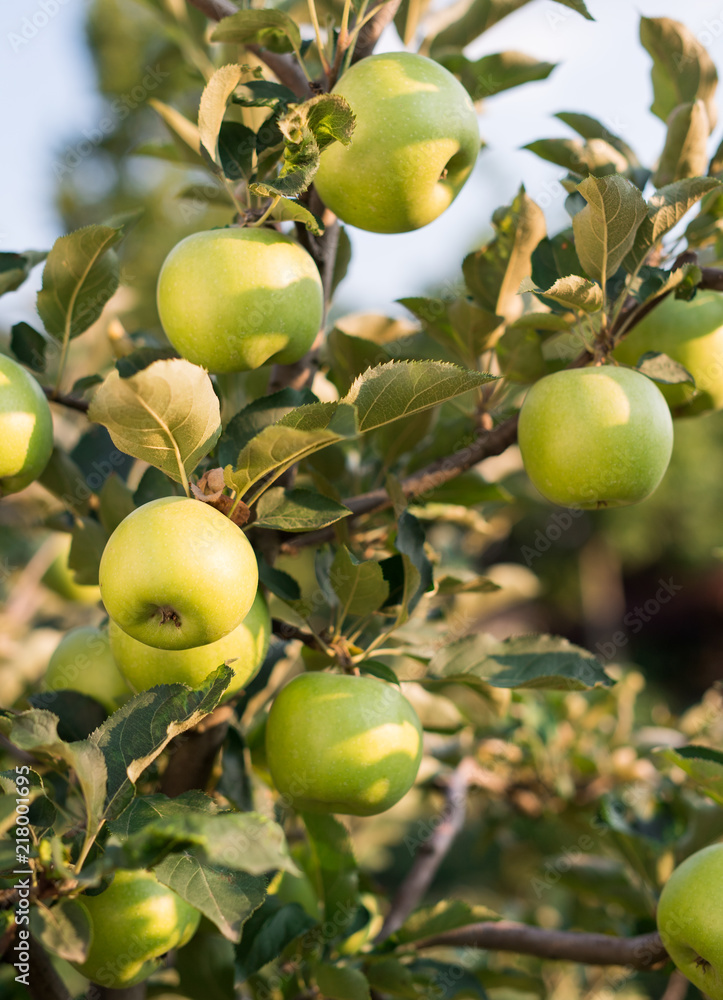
[415,924,668,970]
[160,703,235,797]
[351,0,402,62]
[43,388,90,414]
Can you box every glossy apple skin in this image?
[614,290,723,414]
[72,869,200,988]
[0,354,53,496]
[265,672,423,816]
[43,533,101,604]
[109,591,270,696]
[99,497,258,650]
[157,228,323,372]
[657,843,723,999]
[314,52,480,234]
[517,366,674,509]
[43,626,130,714]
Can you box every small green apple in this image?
[43,625,130,714]
[657,842,723,999]
[517,365,674,509]
[72,869,200,988]
[42,533,101,605]
[614,290,723,414]
[99,496,258,650]
[108,590,270,696]
[156,228,324,372]
[265,672,423,816]
[0,354,53,496]
[314,52,480,233]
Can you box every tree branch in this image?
[415,924,667,970]
[43,387,90,414]
[26,934,73,1000]
[280,413,519,552]
[351,0,402,62]
[160,703,235,797]
[376,758,475,942]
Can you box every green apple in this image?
[156,228,324,372]
[109,591,270,696]
[614,290,723,414]
[314,52,480,233]
[42,533,101,605]
[43,625,130,714]
[265,672,423,816]
[657,843,723,999]
[99,496,258,650]
[0,354,53,496]
[72,869,200,988]
[517,365,674,509]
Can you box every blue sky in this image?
[1,0,723,325]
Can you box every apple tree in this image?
[1,2,723,1000]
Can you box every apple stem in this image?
[249,197,281,229]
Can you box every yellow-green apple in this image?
[43,625,130,714]
[99,496,258,650]
[614,290,723,414]
[109,591,270,695]
[0,354,53,496]
[265,672,423,815]
[42,533,101,604]
[656,843,723,999]
[156,228,323,372]
[517,365,673,509]
[71,869,200,988]
[313,52,479,233]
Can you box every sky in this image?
[1,0,723,325]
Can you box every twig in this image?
[43,388,90,414]
[272,618,321,648]
[414,925,667,970]
[351,0,402,61]
[376,758,475,942]
[160,703,235,797]
[280,414,519,552]
[659,970,689,1000]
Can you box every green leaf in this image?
[98,473,136,534]
[10,322,49,372]
[315,964,370,1000]
[269,196,324,234]
[115,346,179,377]
[158,855,266,942]
[440,51,555,102]
[495,326,546,383]
[640,17,718,128]
[232,80,298,107]
[463,186,546,318]
[428,633,612,690]
[236,899,317,981]
[572,174,647,286]
[30,899,91,964]
[218,121,257,180]
[380,554,421,625]
[302,812,359,934]
[28,691,106,743]
[555,111,639,166]
[551,0,593,19]
[149,99,202,156]
[252,94,355,200]
[653,100,711,188]
[218,388,318,468]
[69,517,108,585]
[635,352,695,386]
[535,275,603,313]
[394,900,500,944]
[258,557,301,602]
[89,359,221,485]
[254,488,351,531]
[199,64,245,165]
[329,546,390,618]
[359,661,400,686]
[89,666,234,818]
[625,176,721,273]
[37,225,123,342]
[37,449,91,516]
[436,574,501,595]
[531,229,586,308]
[659,745,723,804]
[430,0,532,54]
[409,959,487,1000]
[395,510,433,614]
[524,138,629,177]
[0,250,47,297]
[211,9,302,55]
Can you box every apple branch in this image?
[414,924,667,970]
[376,757,476,942]
[280,413,519,552]
[43,387,90,413]
[351,0,402,61]
[160,703,235,797]
[23,935,73,1000]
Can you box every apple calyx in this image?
[158,607,182,628]
[695,956,712,971]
